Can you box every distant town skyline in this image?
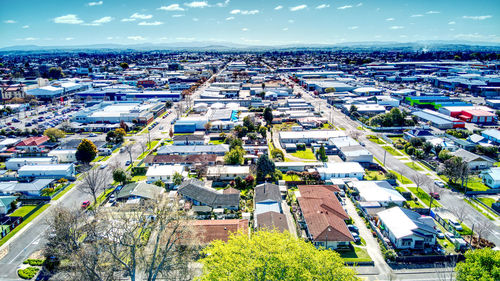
[1,0,499,47]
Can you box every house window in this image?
[401,239,412,246]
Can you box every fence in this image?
[465,189,500,196]
[394,254,464,264]
[352,199,390,249]
[472,196,500,216]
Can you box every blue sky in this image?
[0,0,499,46]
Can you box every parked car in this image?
[449,220,463,231]
[100,163,108,169]
[436,229,445,239]
[351,232,361,243]
[89,133,98,137]
[445,232,455,242]
[430,192,440,200]
[81,201,90,209]
[125,160,131,166]
[347,224,359,234]
[434,181,445,188]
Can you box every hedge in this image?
[23,259,45,266]
[18,267,40,279]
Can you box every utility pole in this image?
[383,150,387,166]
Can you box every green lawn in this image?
[52,183,76,201]
[89,188,115,210]
[439,175,490,192]
[389,137,404,143]
[339,127,346,131]
[290,149,316,160]
[91,155,105,162]
[390,170,413,185]
[0,204,50,247]
[131,175,147,182]
[209,140,224,145]
[463,198,496,221]
[338,246,372,263]
[282,174,302,181]
[367,135,385,144]
[478,197,497,207]
[408,186,442,208]
[382,146,403,156]
[404,162,425,171]
[364,170,387,181]
[8,205,37,218]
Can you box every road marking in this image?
[8,233,42,264]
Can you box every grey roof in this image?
[172,134,205,142]
[116,182,163,200]
[468,134,485,143]
[157,144,229,155]
[451,149,495,163]
[256,211,289,232]
[177,179,240,208]
[254,183,281,204]
[0,179,54,194]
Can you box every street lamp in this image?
[325,226,331,250]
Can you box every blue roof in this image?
[413,111,451,125]
[482,129,500,140]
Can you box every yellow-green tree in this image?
[44,128,65,141]
[76,139,98,164]
[456,248,500,281]
[197,230,359,281]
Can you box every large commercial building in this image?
[72,101,165,125]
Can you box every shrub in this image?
[384,249,397,261]
[23,259,44,266]
[18,267,40,279]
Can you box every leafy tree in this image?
[443,156,469,188]
[48,67,64,79]
[409,137,424,148]
[229,138,243,150]
[106,128,126,144]
[325,87,336,93]
[120,62,129,70]
[438,149,452,161]
[455,248,500,281]
[153,180,165,188]
[271,148,284,161]
[173,172,183,186]
[76,139,98,164]
[224,147,245,165]
[169,128,174,138]
[263,107,273,125]
[44,128,65,142]
[197,230,359,281]
[113,169,128,185]
[242,116,255,132]
[317,144,327,162]
[256,154,275,181]
[422,142,433,155]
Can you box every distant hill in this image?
[1,40,499,53]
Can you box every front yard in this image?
[407,187,442,208]
[338,245,372,263]
[290,149,316,160]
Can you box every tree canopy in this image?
[76,139,98,164]
[197,230,359,281]
[263,106,273,125]
[224,147,245,165]
[256,154,275,181]
[44,128,65,142]
[455,248,500,281]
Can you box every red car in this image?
[430,192,440,200]
[81,200,90,209]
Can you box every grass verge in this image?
[0,204,50,247]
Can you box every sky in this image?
[0,0,499,47]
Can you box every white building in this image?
[279,130,346,145]
[206,166,250,181]
[146,164,186,186]
[350,181,405,207]
[18,164,76,180]
[6,157,57,171]
[316,162,365,180]
[47,149,77,163]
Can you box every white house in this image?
[350,181,406,207]
[6,157,58,171]
[316,162,365,180]
[451,149,495,170]
[377,207,437,250]
[481,167,500,189]
[47,149,77,163]
[206,166,250,181]
[146,165,186,186]
[18,164,75,180]
[279,130,346,145]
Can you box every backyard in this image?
[364,170,388,181]
[9,205,37,218]
[290,148,316,160]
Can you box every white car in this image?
[100,164,108,169]
[434,181,445,188]
[449,220,463,231]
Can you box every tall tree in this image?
[79,168,108,205]
[76,139,98,164]
[224,147,245,165]
[317,144,327,162]
[197,230,359,281]
[455,248,500,281]
[112,169,128,186]
[256,154,275,182]
[263,107,273,126]
[44,128,66,142]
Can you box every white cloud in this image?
[107,36,114,40]
[356,3,363,7]
[131,13,153,19]
[337,5,352,10]
[390,25,404,29]
[226,16,235,20]
[426,11,440,14]
[4,20,16,24]
[241,27,248,31]
[158,4,184,11]
[16,37,37,41]
[411,14,423,17]
[53,14,84,24]
[290,5,307,11]
[274,5,283,10]
[184,1,208,8]
[288,19,295,23]
[138,21,163,26]
[193,18,199,21]
[230,9,259,15]
[22,25,29,28]
[215,0,230,7]
[448,21,456,25]
[348,26,359,30]
[282,27,288,31]
[172,14,184,18]
[462,15,492,20]
[93,16,113,24]
[87,1,103,6]
[128,36,145,41]
[121,18,136,22]
[316,4,330,9]
[385,18,394,21]
[65,37,74,40]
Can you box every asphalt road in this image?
[285,76,500,247]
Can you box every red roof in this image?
[297,186,353,242]
[16,136,50,147]
[462,109,496,117]
[297,184,341,193]
[192,219,249,244]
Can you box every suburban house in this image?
[0,179,54,196]
[156,144,229,156]
[116,182,164,202]
[255,211,289,233]
[172,134,206,145]
[481,167,500,189]
[15,136,50,152]
[316,162,365,180]
[403,129,435,141]
[253,183,290,232]
[17,164,76,180]
[146,164,186,186]
[296,185,354,250]
[451,149,495,170]
[5,157,58,171]
[350,181,406,207]
[144,154,217,167]
[377,207,437,250]
[279,130,346,145]
[206,166,250,181]
[191,219,249,245]
[274,161,324,172]
[177,179,240,210]
[338,145,373,164]
[0,196,17,215]
[47,149,77,163]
